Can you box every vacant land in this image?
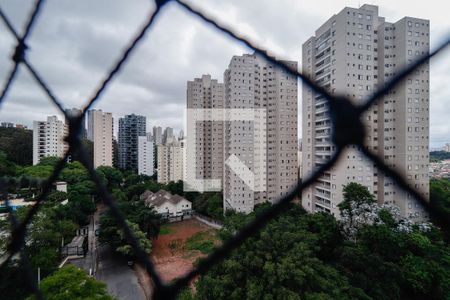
[151,218,219,283]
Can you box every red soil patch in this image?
[151,218,215,283]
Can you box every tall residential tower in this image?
[301,4,429,220]
[223,53,298,213]
[87,109,114,168]
[186,74,225,192]
[118,114,146,171]
[138,133,154,176]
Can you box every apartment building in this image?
[87,109,114,168]
[223,53,298,213]
[186,74,225,192]
[138,133,154,176]
[153,126,163,145]
[118,114,146,172]
[163,127,174,144]
[157,138,184,184]
[33,116,68,165]
[301,4,429,220]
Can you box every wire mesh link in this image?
[0,0,449,299]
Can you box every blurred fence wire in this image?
[0,0,449,299]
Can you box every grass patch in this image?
[185,231,216,254]
[159,224,173,235]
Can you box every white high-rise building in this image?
[223,53,298,213]
[301,4,429,220]
[33,116,68,165]
[157,139,184,184]
[138,133,154,176]
[87,109,114,168]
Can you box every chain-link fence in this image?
[0,0,449,299]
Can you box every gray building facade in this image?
[118,114,146,171]
[301,4,430,220]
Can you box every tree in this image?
[47,190,68,203]
[196,204,366,299]
[430,178,450,240]
[71,138,94,166]
[116,221,152,258]
[99,195,159,259]
[192,192,223,221]
[0,151,16,176]
[196,202,450,300]
[0,126,32,166]
[19,156,60,178]
[27,265,113,300]
[96,166,123,191]
[338,182,376,232]
[430,151,450,162]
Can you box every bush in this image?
[185,231,216,254]
[159,224,173,235]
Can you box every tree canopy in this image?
[26,265,113,300]
[430,151,450,162]
[0,127,32,166]
[195,183,450,300]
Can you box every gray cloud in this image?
[0,0,448,148]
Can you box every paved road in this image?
[96,244,146,300]
[71,206,146,300]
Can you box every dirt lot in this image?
[151,218,218,283]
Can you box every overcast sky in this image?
[0,0,448,147]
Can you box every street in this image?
[71,206,147,300]
[96,244,146,300]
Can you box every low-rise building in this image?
[140,190,192,222]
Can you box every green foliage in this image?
[99,195,159,258]
[338,182,376,222]
[177,287,194,300]
[430,178,450,239]
[71,138,94,166]
[47,190,68,203]
[430,151,450,162]
[116,221,152,258]
[19,156,60,178]
[60,161,90,184]
[27,265,113,300]
[4,205,79,279]
[192,192,223,221]
[185,231,216,254]
[159,224,173,235]
[0,261,29,300]
[340,182,375,209]
[196,203,450,300]
[96,166,123,191]
[0,126,32,166]
[0,150,16,176]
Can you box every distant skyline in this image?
[0,0,448,147]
